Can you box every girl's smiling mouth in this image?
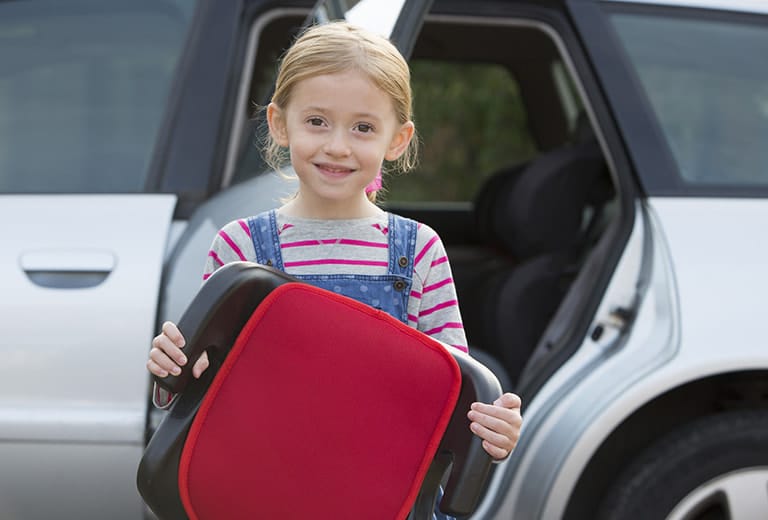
[315,162,356,177]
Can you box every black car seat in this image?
[461,126,613,387]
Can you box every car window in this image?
[0,0,197,194]
[385,59,537,203]
[609,10,768,187]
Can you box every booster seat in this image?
[137,261,502,519]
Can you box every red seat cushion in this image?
[178,283,461,520]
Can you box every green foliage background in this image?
[385,60,537,202]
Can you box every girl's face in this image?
[267,69,414,218]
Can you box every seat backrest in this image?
[137,262,501,520]
[466,139,612,386]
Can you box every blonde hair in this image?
[264,21,418,202]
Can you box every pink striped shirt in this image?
[204,212,468,352]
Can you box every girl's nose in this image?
[323,130,351,157]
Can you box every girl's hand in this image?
[467,392,523,460]
[147,321,209,379]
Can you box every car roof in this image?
[604,0,768,15]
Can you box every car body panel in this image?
[0,195,176,517]
[649,197,768,361]
[0,444,144,519]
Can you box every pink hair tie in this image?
[365,170,383,194]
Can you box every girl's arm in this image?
[202,219,256,280]
[410,226,468,352]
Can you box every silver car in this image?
[2,0,767,518]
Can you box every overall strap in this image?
[246,209,285,270]
[387,213,418,280]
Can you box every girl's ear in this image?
[267,102,289,147]
[385,121,415,161]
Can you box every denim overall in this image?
[247,209,417,323]
[247,209,455,520]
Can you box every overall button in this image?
[398,256,408,268]
[393,279,407,292]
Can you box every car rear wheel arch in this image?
[563,370,768,519]
[596,409,768,520]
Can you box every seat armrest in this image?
[440,350,503,515]
[154,262,298,394]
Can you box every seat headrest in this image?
[476,142,608,259]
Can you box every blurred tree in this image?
[386,60,537,202]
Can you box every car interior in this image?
[228,10,619,394]
[388,21,616,390]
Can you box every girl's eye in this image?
[356,123,374,133]
[307,117,325,126]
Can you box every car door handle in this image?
[19,249,116,289]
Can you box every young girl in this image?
[147,21,522,517]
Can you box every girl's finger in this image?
[149,347,183,375]
[151,334,187,366]
[146,359,169,378]
[494,392,522,409]
[468,409,515,438]
[470,421,512,456]
[192,352,210,379]
[470,403,523,429]
[161,321,186,348]
[481,440,510,460]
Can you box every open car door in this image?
[0,2,193,518]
